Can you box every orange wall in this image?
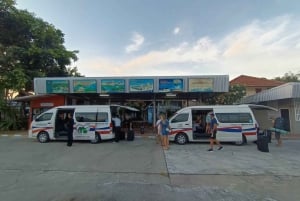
[30,95,65,108]
[28,95,65,126]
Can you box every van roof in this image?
[175,104,277,113]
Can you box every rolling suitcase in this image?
[120,131,125,140]
[257,135,269,152]
[127,130,135,141]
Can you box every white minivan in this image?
[168,104,275,145]
[29,105,138,143]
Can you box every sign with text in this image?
[73,80,97,93]
[101,79,125,93]
[188,78,213,92]
[159,79,183,92]
[46,80,69,93]
[129,79,154,92]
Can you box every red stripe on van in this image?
[244,132,257,136]
[170,128,192,135]
[96,130,111,135]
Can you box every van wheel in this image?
[91,133,101,144]
[37,132,49,143]
[175,133,188,145]
[234,135,247,146]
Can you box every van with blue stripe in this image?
[168,104,276,145]
[29,105,138,143]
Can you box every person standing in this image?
[160,113,171,150]
[205,111,212,133]
[207,113,223,152]
[154,117,162,145]
[273,116,285,147]
[112,114,121,142]
[66,113,74,147]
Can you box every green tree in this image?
[274,71,300,82]
[0,0,79,94]
[205,85,246,105]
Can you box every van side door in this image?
[73,108,98,140]
[214,108,243,142]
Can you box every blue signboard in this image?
[129,79,154,92]
[46,80,69,93]
[159,79,183,92]
[101,79,125,93]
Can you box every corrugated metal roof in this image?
[241,82,300,103]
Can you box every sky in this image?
[16,0,300,80]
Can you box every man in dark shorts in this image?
[207,113,223,152]
[274,116,285,147]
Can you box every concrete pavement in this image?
[0,134,300,201]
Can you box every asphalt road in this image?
[0,136,299,201]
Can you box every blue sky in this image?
[16,0,300,79]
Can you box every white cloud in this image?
[125,32,145,53]
[173,27,180,35]
[79,15,300,79]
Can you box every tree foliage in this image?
[0,0,80,96]
[205,85,246,105]
[273,71,300,82]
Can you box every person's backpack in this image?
[274,117,285,130]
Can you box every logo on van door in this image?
[77,126,89,134]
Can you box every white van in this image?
[168,104,275,145]
[29,105,138,143]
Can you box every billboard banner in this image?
[101,79,125,93]
[188,78,213,92]
[73,80,97,93]
[129,79,154,92]
[46,80,69,93]
[159,79,183,92]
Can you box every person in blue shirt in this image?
[207,113,223,152]
[160,113,171,150]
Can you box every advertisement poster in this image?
[129,79,154,92]
[159,79,183,92]
[73,80,97,93]
[101,79,125,93]
[46,80,69,93]
[188,78,213,92]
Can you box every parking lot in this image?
[0,135,299,201]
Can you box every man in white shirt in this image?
[112,114,121,142]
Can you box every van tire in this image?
[175,133,188,145]
[234,135,247,146]
[37,131,50,143]
[91,133,101,144]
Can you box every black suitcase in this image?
[120,131,125,140]
[257,135,269,152]
[127,130,135,141]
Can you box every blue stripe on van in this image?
[218,127,242,133]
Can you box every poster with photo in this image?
[73,80,97,93]
[46,80,69,93]
[188,78,213,92]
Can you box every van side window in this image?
[36,113,53,122]
[75,112,97,122]
[75,112,108,122]
[216,113,253,123]
[171,113,189,123]
[97,112,108,122]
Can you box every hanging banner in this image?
[73,80,97,93]
[159,79,183,92]
[188,78,213,92]
[46,80,69,93]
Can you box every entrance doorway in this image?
[280,108,290,131]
